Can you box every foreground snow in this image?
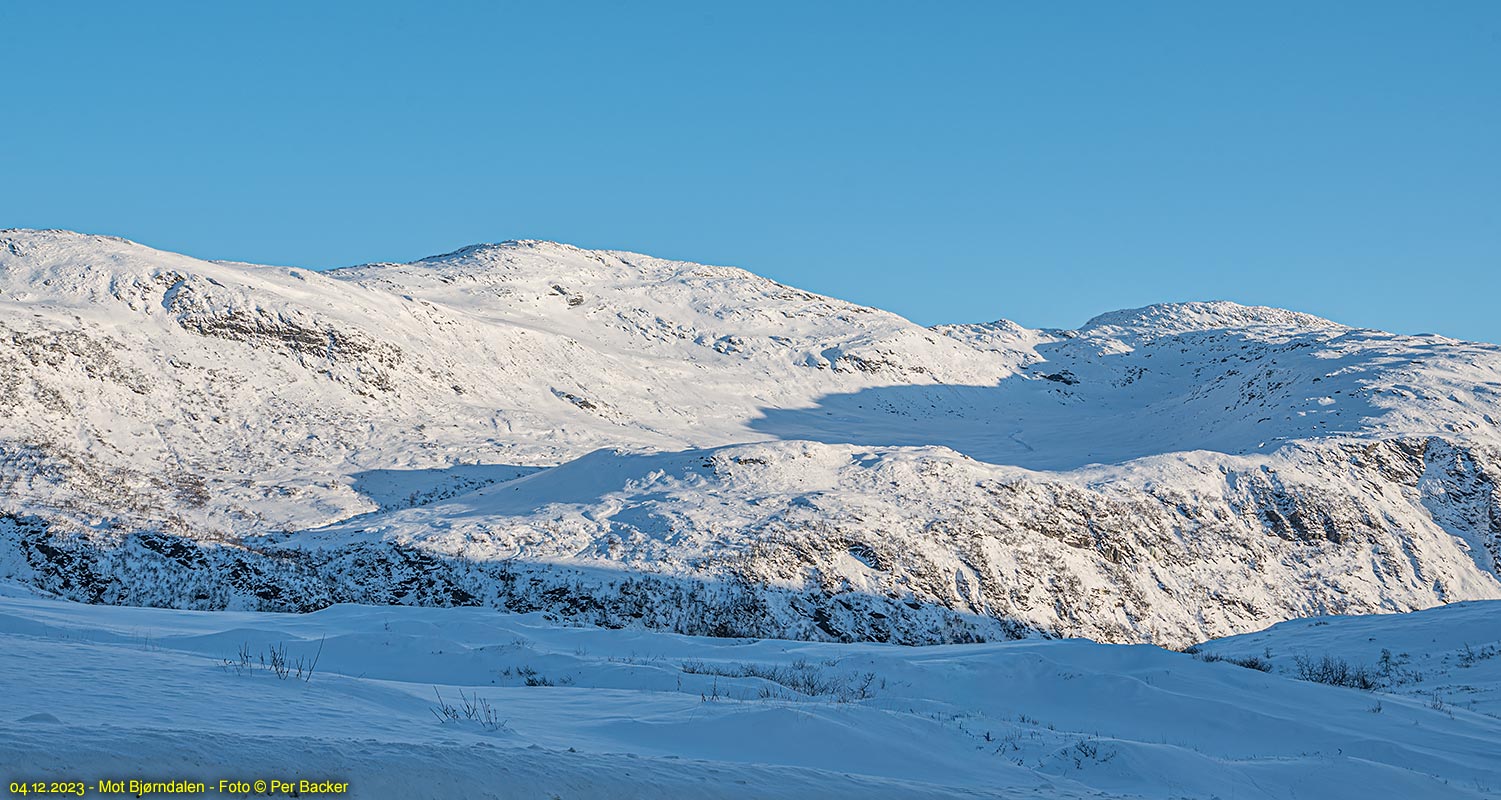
[4,585,1499,799]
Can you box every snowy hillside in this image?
[3,585,1499,798]
[2,229,1500,646]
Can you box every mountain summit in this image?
[1081,300,1342,336]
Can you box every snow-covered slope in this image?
[4,587,1499,799]
[1198,598,1501,720]
[2,229,1500,646]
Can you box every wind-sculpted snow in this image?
[1,228,1499,646]
[3,588,1500,798]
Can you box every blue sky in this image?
[2,2,1497,339]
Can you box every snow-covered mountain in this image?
[2,228,1499,646]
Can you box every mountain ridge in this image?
[1,228,1498,646]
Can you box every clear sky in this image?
[2,2,1497,340]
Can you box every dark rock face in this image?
[1419,439,1501,573]
[7,437,1499,648]
[164,277,404,394]
[5,524,1023,645]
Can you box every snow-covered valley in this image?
[4,583,1500,798]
